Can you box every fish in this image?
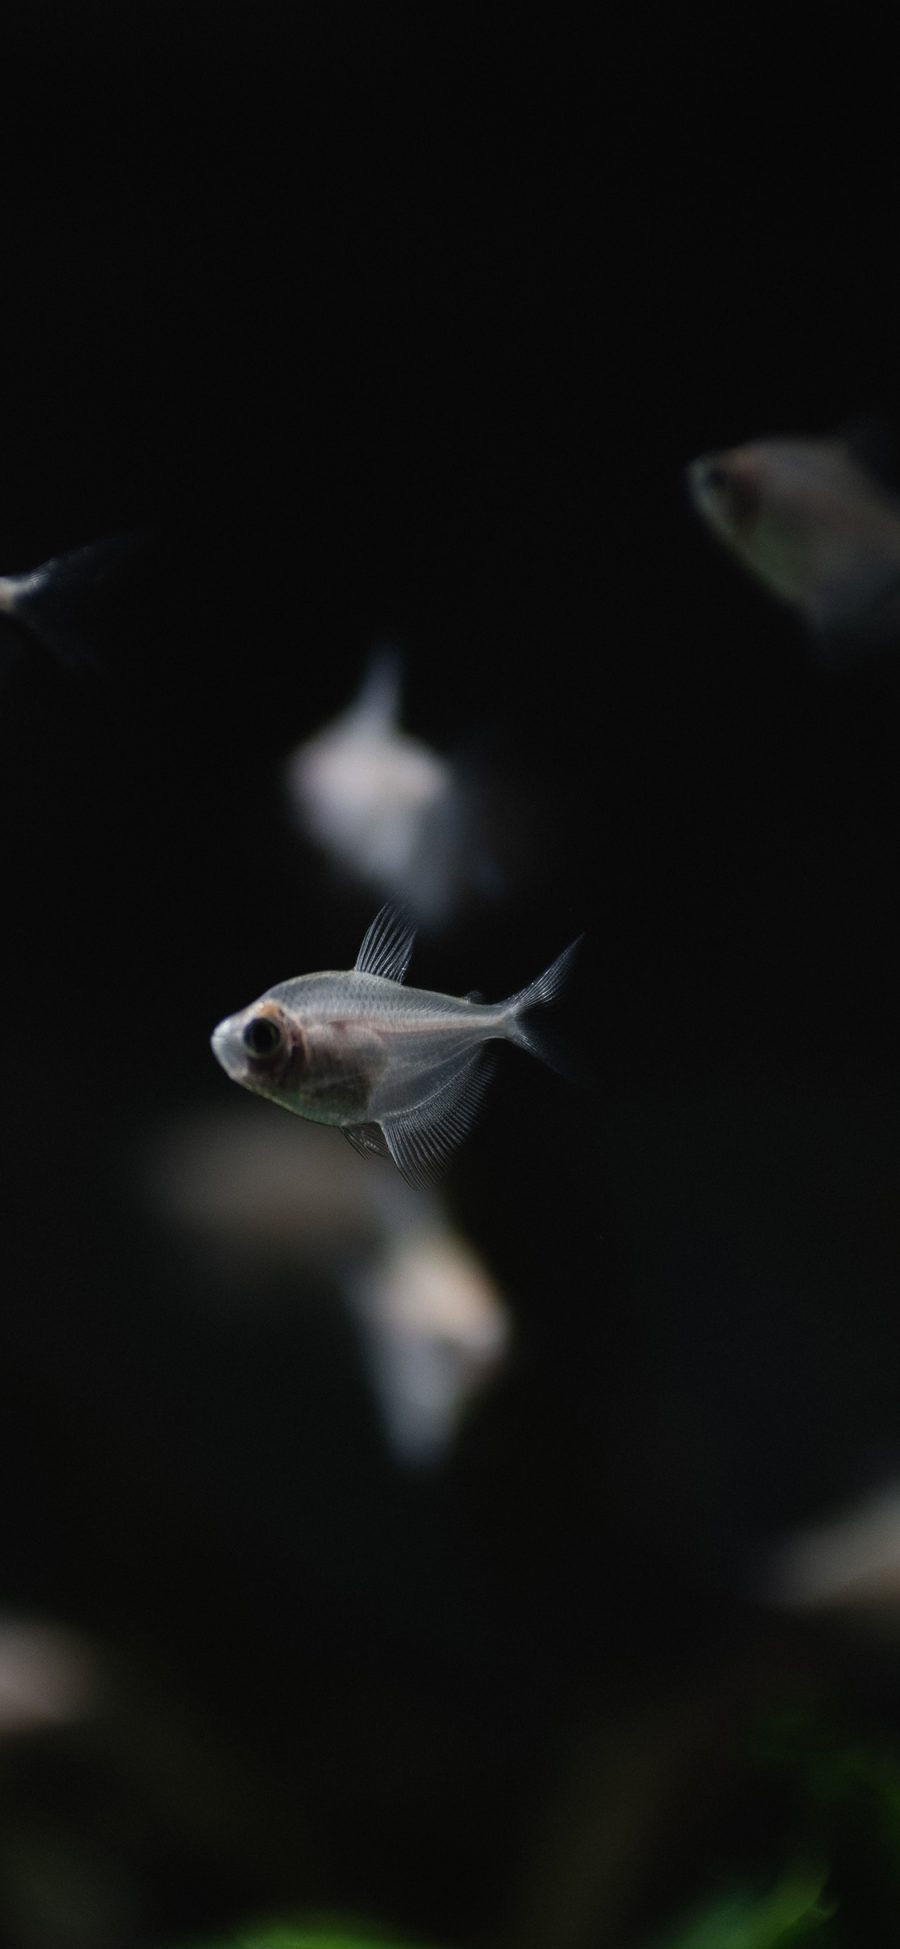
[760,1478,900,1615]
[348,1224,511,1463]
[0,1614,98,1738]
[211,902,581,1185]
[686,432,900,651]
[0,532,143,668]
[283,650,497,926]
[144,1102,512,1463]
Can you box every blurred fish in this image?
[0,1615,98,1738]
[0,532,143,668]
[686,433,900,651]
[147,1098,420,1267]
[143,1102,512,1462]
[348,1225,511,1463]
[284,650,497,926]
[211,903,581,1186]
[762,1480,900,1613]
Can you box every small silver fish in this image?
[211,904,581,1185]
[284,650,496,926]
[686,433,900,650]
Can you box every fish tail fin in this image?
[0,532,147,669]
[504,935,583,1071]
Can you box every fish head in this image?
[686,436,889,613]
[210,997,309,1111]
[688,439,819,602]
[687,445,766,558]
[211,982,384,1125]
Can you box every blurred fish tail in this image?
[505,935,583,1071]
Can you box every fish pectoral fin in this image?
[354,901,417,983]
[343,1121,391,1162]
[382,1049,497,1188]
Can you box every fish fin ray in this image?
[343,1120,391,1161]
[382,1049,496,1187]
[506,935,583,1071]
[509,935,583,1013]
[355,901,416,982]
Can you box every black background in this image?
[3,13,900,1947]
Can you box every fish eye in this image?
[242,1015,284,1058]
[704,462,759,529]
[704,464,730,493]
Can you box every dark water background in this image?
[2,13,900,1947]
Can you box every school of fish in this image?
[16,421,899,1494]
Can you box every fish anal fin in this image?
[354,902,416,982]
[382,1049,496,1188]
[343,1120,391,1162]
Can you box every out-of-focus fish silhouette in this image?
[686,432,900,653]
[762,1479,900,1615]
[0,1615,98,1738]
[142,1103,512,1463]
[0,534,143,669]
[283,650,499,926]
[211,902,581,1186]
[348,1225,510,1464]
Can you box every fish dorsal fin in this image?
[347,646,402,732]
[343,1120,391,1161]
[465,989,484,1003]
[355,902,416,982]
[382,1048,496,1187]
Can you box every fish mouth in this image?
[210,1015,243,1079]
[686,454,724,514]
